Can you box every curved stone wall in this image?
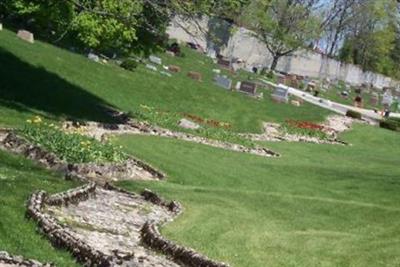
[0,251,52,267]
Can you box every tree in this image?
[244,0,322,71]
[321,0,359,57]
[338,0,398,74]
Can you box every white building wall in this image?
[167,17,398,89]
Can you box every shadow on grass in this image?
[0,47,117,123]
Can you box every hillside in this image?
[0,29,330,133]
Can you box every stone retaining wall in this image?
[0,251,53,267]
[141,222,230,267]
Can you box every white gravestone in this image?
[146,64,157,71]
[17,30,34,43]
[271,86,289,103]
[149,55,162,65]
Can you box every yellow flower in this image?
[33,116,42,124]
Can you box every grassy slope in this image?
[0,28,330,132]
[0,150,80,266]
[116,124,400,267]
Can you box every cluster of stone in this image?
[140,189,182,214]
[0,131,164,183]
[0,251,52,267]
[26,188,136,266]
[69,158,165,183]
[244,116,354,146]
[1,132,66,171]
[67,120,280,158]
[127,120,279,157]
[45,182,97,206]
[141,222,230,267]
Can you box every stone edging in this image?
[27,181,230,267]
[45,182,97,206]
[0,131,165,182]
[0,251,53,267]
[26,186,135,266]
[141,222,230,267]
[64,121,280,158]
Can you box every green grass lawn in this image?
[1,25,399,267]
[115,124,400,267]
[0,149,80,266]
[0,28,330,133]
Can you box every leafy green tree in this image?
[338,0,398,75]
[244,0,321,71]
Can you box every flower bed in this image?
[133,105,255,147]
[282,120,330,140]
[21,116,127,164]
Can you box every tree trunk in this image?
[270,55,280,71]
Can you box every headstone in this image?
[354,95,363,108]
[17,30,34,43]
[271,86,289,103]
[217,58,231,69]
[291,100,301,107]
[178,118,200,130]
[382,92,393,107]
[370,93,379,106]
[187,71,202,81]
[214,75,232,90]
[160,71,172,77]
[87,53,100,62]
[0,23,3,31]
[168,65,181,73]
[212,69,221,74]
[239,81,257,95]
[235,81,241,90]
[149,55,162,65]
[146,64,157,71]
[166,51,175,57]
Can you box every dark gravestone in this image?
[239,81,257,95]
[187,71,202,81]
[370,94,379,106]
[214,75,232,90]
[271,86,289,103]
[217,58,231,69]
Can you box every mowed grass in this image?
[0,149,80,266]
[116,124,400,267]
[0,28,329,132]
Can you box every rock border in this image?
[64,120,280,158]
[0,131,165,183]
[27,181,230,267]
[26,185,136,266]
[141,223,229,267]
[0,251,53,267]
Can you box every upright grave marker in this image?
[271,86,289,103]
[214,75,232,90]
[217,58,231,70]
[239,81,257,95]
[149,55,162,65]
[17,30,34,43]
[187,71,202,81]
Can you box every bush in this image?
[120,59,138,71]
[380,119,400,132]
[21,117,127,164]
[346,110,362,119]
